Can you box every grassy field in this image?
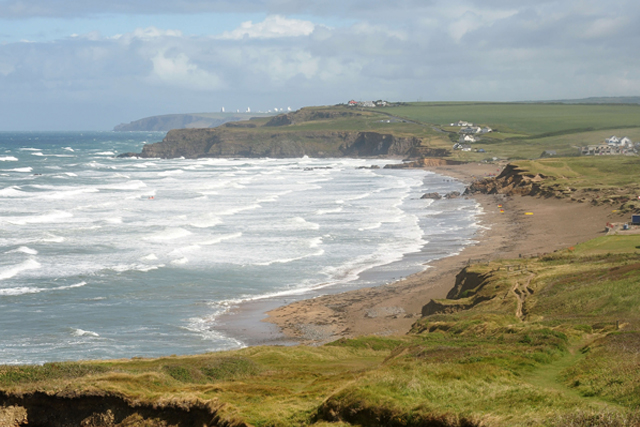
[266,103,640,161]
[389,102,640,136]
[3,236,640,426]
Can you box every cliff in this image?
[464,163,547,196]
[118,108,431,159]
[124,129,423,159]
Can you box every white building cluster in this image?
[580,136,638,156]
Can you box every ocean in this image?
[0,131,483,365]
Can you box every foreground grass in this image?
[2,236,640,426]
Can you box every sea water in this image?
[0,131,483,365]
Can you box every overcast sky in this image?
[1,0,639,130]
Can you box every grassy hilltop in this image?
[2,237,640,426]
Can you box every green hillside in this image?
[2,236,640,426]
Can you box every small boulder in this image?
[421,192,441,200]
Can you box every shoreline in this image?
[217,162,622,346]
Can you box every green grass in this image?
[3,236,640,426]
[390,102,640,136]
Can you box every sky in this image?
[1,0,639,130]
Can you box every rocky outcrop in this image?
[464,163,547,196]
[383,158,463,169]
[119,129,423,159]
[421,267,494,316]
[421,192,442,200]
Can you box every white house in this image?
[606,136,621,145]
[621,137,633,147]
[459,134,477,143]
[480,127,493,134]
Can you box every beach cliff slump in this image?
[0,391,244,427]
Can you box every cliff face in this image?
[464,163,546,196]
[117,108,434,159]
[123,128,423,159]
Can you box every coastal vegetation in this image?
[466,157,640,212]
[2,236,640,426]
[119,101,640,163]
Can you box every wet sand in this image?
[218,162,623,346]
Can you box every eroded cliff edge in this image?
[118,108,443,159]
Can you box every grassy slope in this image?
[363,102,640,160]
[489,157,640,212]
[3,236,640,426]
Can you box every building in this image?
[606,136,621,145]
[460,126,482,135]
[450,120,474,127]
[459,134,477,143]
[581,144,629,156]
[541,150,557,158]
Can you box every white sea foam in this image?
[189,216,223,228]
[0,156,18,161]
[158,169,184,177]
[42,188,99,200]
[287,217,320,230]
[63,147,75,152]
[64,172,77,177]
[100,180,147,190]
[0,259,41,281]
[3,210,73,225]
[0,186,26,197]
[144,227,192,242]
[169,245,201,257]
[348,192,372,201]
[96,151,115,155]
[199,233,243,245]
[40,234,65,243]
[316,207,343,215]
[255,249,325,266]
[5,167,32,173]
[218,204,261,216]
[31,152,45,156]
[6,246,38,255]
[171,257,189,265]
[140,254,158,261]
[72,328,99,337]
[358,223,383,231]
[19,148,41,151]
[309,237,323,248]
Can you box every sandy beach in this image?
[218,162,623,346]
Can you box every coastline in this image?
[222,162,622,346]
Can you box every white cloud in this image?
[581,17,628,39]
[148,51,224,91]
[218,15,316,39]
[114,26,183,43]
